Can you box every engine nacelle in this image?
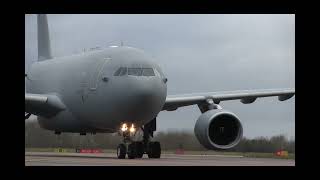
[194,109,243,150]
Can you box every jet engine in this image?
[194,109,243,150]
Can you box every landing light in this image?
[129,124,136,133]
[120,123,136,133]
[121,123,128,132]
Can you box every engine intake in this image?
[194,109,243,150]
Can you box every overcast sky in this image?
[25,14,295,139]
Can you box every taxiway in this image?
[25,152,295,166]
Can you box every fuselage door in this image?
[81,57,111,102]
[88,57,111,92]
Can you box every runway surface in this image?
[25,152,295,166]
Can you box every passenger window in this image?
[114,67,122,76]
[142,68,155,76]
[119,67,127,76]
[128,68,142,76]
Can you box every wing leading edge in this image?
[162,89,295,111]
[25,93,66,118]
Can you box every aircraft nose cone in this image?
[132,86,158,110]
[124,80,166,124]
[136,86,157,102]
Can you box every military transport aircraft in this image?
[25,14,295,159]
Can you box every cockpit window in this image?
[113,67,122,76]
[114,67,156,77]
[142,68,155,76]
[128,68,142,76]
[119,67,127,76]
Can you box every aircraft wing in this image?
[162,89,295,111]
[25,93,66,118]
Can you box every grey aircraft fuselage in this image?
[26,46,167,133]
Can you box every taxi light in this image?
[121,123,128,132]
[129,124,136,133]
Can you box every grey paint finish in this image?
[26,46,167,132]
[194,109,243,150]
[25,93,65,118]
[37,15,52,61]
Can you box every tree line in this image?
[25,122,294,153]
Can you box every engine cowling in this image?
[194,109,243,150]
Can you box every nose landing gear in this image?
[116,118,161,159]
